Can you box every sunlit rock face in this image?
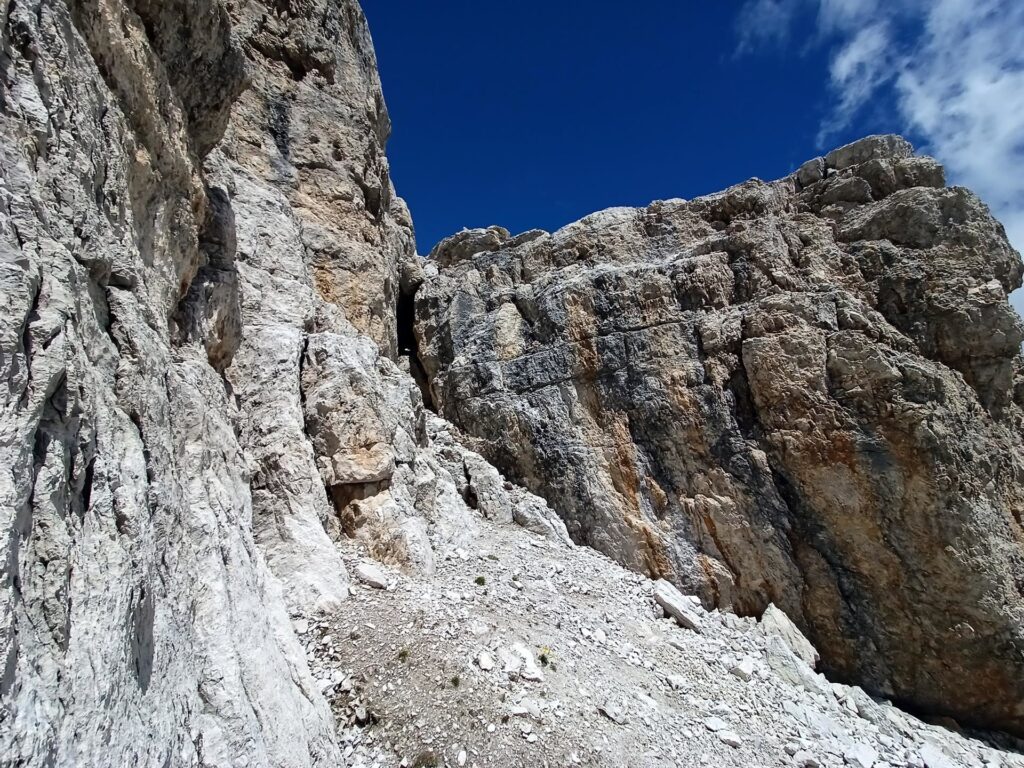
[415,135,1024,733]
[4,0,1024,756]
[0,0,413,764]
[0,2,572,763]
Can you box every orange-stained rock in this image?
[414,135,1024,734]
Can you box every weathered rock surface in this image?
[210,0,420,614]
[308,503,1024,768]
[0,1,344,764]
[0,6,574,763]
[4,0,1024,762]
[414,135,1024,733]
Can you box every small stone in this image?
[354,562,388,589]
[598,700,629,725]
[477,651,494,671]
[717,730,742,748]
[794,751,820,768]
[666,675,687,690]
[500,648,522,676]
[457,749,467,766]
[511,643,544,682]
[843,742,877,768]
[730,658,755,682]
[509,699,541,719]
[703,716,728,732]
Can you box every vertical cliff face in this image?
[414,136,1024,733]
[0,0,419,763]
[0,1,344,764]
[0,4,571,764]
[202,0,420,613]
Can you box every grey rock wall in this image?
[0,4,572,764]
[0,1,346,765]
[414,135,1024,734]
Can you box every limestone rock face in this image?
[207,0,418,613]
[414,135,1024,733]
[0,5,579,763]
[0,0,432,763]
[4,0,1024,757]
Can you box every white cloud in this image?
[895,0,1024,228]
[817,23,893,145]
[737,0,1024,299]
[735,0,802,52]
[816,0,883,32]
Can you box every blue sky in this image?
[364,1,1024,315]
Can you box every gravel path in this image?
[291,516,1024,768]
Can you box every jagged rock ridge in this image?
[414,135,1024,734]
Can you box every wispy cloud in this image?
[817,22,893,145]
[736,0,1024,310]
[735,0,802,53]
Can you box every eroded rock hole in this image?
[267,96,290,162]
[129,584,154,692]
[81,456,96,517]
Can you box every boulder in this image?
[653,580,704,632]
[355,562,390,590]
[760,604,820,669]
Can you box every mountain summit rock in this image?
[413,134,1024,734]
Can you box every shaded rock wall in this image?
[414,135,1024,733]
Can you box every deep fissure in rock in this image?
[397,285,435,412]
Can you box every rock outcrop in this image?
[414,135,1024,734]
[0,1,343,764]
[4,0,1024,762]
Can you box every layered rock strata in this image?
[414,135,1024,733]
